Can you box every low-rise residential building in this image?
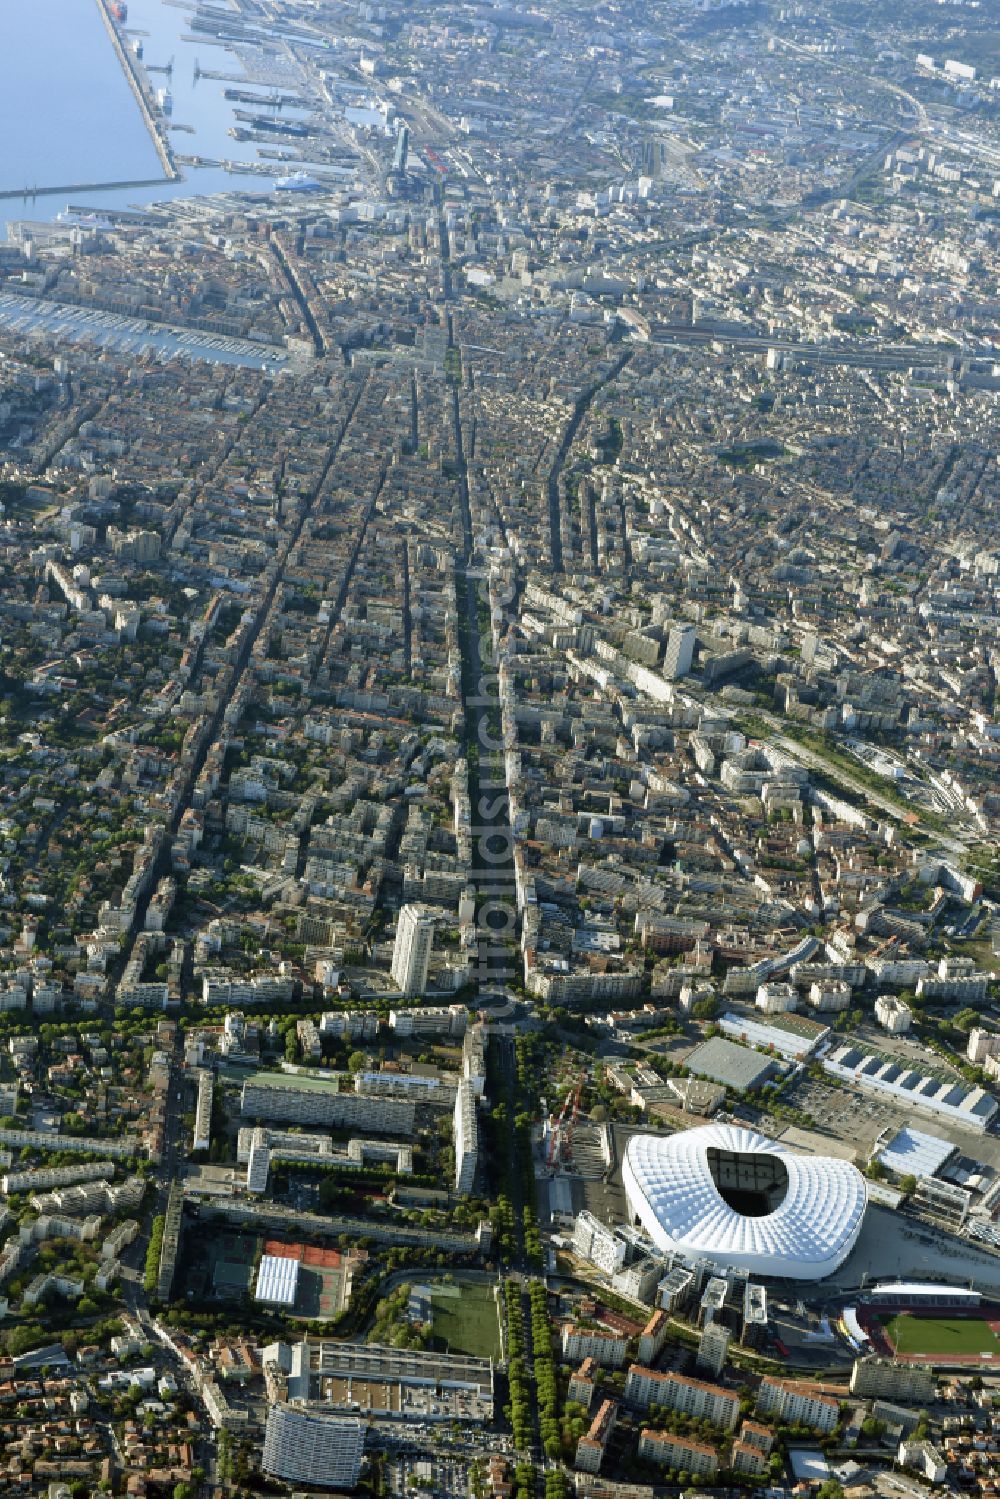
[898,1438,948,1484]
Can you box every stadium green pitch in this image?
[883,1314,999,1358]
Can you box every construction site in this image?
[541,1073,620,1235]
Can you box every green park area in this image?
[884,1314,999,1358]
[429,1281,502,1360]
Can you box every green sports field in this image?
[428,1282,501,1360]
[883,1314,999,1358]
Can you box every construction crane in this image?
[545,1085,573,1168]
[561,1072,586,1170]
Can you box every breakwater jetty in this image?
[93,0,179,183]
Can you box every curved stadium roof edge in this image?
[623,1121,866,1282]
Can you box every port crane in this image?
[148,54,174,74]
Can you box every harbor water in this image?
[0,0,280,235]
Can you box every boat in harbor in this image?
[274,171,321,192]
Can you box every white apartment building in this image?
[201,971,295,1006]
[262,1404,364,1488]
[296,1018,322,1060]
[0,1125,136,1159]
[463,1023,487,1096]
[897,1439,947,1483]
[389,1003,466,1038]
[193,1068,213,1153]
[356,1071,456,1104]
[755,1377,838,1433]
[849,1357,935,1403]
[575,1398,617,1474]
[696,1320,731,1379]
[573,1210,627,1275]
[807,979,852,1013]
[568,1359,597,1409]
[917,959,990,1005]
[968,1028,1000,1064]
[240,1079,414,1136]
[320,1009,377,1041]
[732,1440,768,1477]
[561,1324,628,1369]
[663,624,696,681]
[31,983,63,1013]
[454,1080,479,1195]
[638,1309,670,1366]
[0,983,28,1012]
[2,1161,113,1195]
[390,904,435,997]
[638,1428,719,1478]
[102,1220,139,1259]
[624,1367,740,1430]
[875,995,912,1033]
[756,982,797,1015]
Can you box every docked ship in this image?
[274,172,321,192]
[157,87,173,115]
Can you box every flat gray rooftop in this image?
[686,1036,775,1092]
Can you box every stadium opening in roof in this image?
[623,1122,867,1281]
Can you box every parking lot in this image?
[780,1075,902,1158]
[769,1070,1000,1177]
[387,1453,472,1497]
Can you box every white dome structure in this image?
[623,1122,866,1281]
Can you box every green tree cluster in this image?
[528,1281,560,1459]
[144,1214,165,1297]
[504,1282,533,1449]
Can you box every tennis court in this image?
[261,1239,347,1317]
[263,1238,343,1270]
[210,1232,257,1299]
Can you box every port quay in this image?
[94,0,178,182]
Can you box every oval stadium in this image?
[623,1122,867,1281]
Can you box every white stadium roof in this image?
[623,1122,867,1281]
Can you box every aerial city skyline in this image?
[1,1,1000,1497]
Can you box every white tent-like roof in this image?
[255,1253,300,1307]
[623,1122,867,1281]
